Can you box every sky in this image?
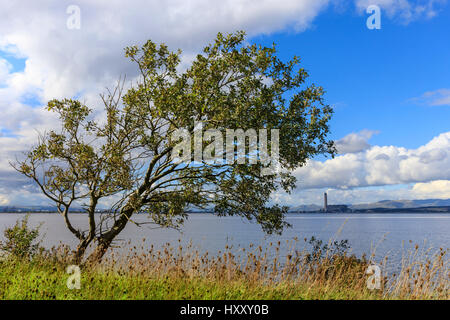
[0,0,449,207]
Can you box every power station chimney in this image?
[324,192,328,212]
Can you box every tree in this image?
[12,31,335,264]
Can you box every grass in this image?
[0,238,448,300]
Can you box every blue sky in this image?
[254,5,450,150]
[0,0,449,206]
[0,51,25,73]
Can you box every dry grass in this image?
[0,237,448,300]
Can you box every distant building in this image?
[326,205,349,213]
[324,192,328,212]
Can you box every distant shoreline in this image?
[288,206,450,213]
[0,206,449,214]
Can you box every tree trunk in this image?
[85,240,111,265]
[84,206,136,265]
[73,246,85,265]
[73,238,92,265]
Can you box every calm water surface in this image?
[1,212,449,272]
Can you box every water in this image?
[1,212,449,272]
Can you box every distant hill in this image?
[2,198,450,214]
[288,204,322,212]
[288,198,450,213]
[350,199,450,210]
[352,206,450,213]
[0,206,83,213]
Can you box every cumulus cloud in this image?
[0,0,332,133]
[0,0,332,104]
[293,131,450,190]
[335,129,379,154]
[412,180,450,199]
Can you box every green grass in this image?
[0,258,382,300]
[0,240,447,300]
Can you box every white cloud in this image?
[0,194,9,205]
[0,0,331,103]
[292,131,450,190]
[411,88,450,106]
[0,58,12,83]
[412,180,450,199]
[0,0,335,131]
[355,0,446,23]
[335,129,379,154]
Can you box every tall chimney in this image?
[324,192,328,212]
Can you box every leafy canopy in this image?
[13,31,334,259]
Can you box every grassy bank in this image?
[0,239,448,300]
